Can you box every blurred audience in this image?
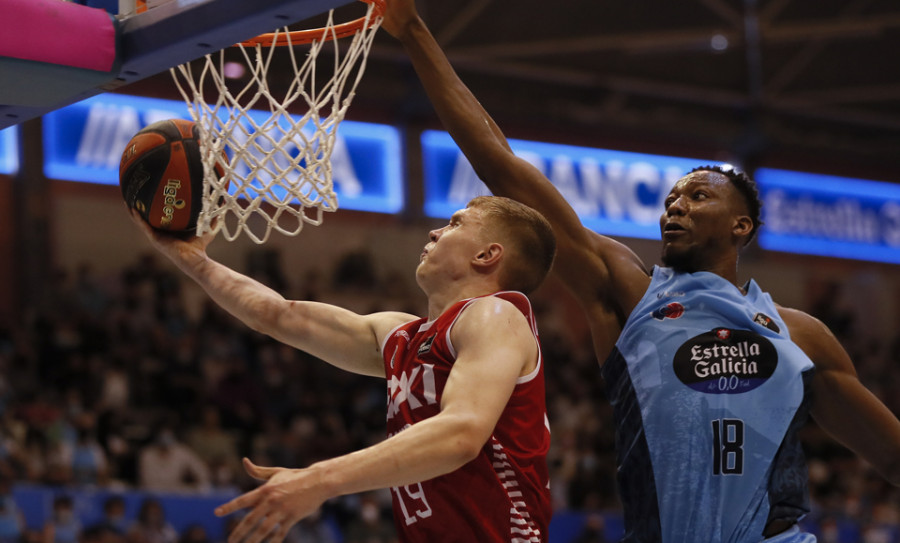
[0,252,897,542]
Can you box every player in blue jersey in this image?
[382,1,900,541]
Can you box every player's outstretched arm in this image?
[129,211,411,377]
[382,3,583,245]
[214,296,537,543]
[382,0,648,319]
[781,307,900,485]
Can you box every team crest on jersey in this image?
[652,302,685,320]
[753,312,781,333]
[673,328,778,394]
[417,335,436,356]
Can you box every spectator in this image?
[0,474,23,543]
[185,407,239,490]
[209,357,264,437]
[63,416,108,487]
[0,412,26,480]
[42,495,81,543]
[285,510,339,543]
[90,495,129,537]
[81,525,127,543]
[573,513,609,543]
[342,494,397,543]
[176,525,209,543]
[137,427,209,493]
[127,498,177,543]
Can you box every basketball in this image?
[119,118,220,233]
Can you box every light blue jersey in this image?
[601,267,816,543]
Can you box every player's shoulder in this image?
[775,304,841,362]
[590,231,652,310]
[450,296,537,365]
[775,304,826,334]
[585,228,647,268]
[453,295,531,334]
[369,310,421,343]
[464,294,525,317]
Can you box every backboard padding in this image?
[0,0,352,130]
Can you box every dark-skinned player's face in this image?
[659,171,749,272]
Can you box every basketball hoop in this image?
[170,0,384,243]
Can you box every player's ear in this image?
[473,242,504,270]
[733,215,753,241]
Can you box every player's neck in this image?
[667,245,740,287]
[675,260,742,292]
[707,252,742,292]
[424,280,500,321]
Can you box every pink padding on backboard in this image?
[0,0,117,72]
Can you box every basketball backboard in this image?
[0,0,352,130]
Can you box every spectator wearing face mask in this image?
[89,496,128,537]
[42,495,81,543]
[127,498,177,543]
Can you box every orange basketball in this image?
[119,119,221,233]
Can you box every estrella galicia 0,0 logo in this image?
[673,328,778,394]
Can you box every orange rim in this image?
[239,0,385,47]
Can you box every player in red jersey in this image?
[382,289,551,541]
[129,194,556,543]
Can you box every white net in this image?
[170,3,382,243]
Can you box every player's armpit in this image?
[782,307,900,485]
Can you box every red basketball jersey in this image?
[381,291,551,543]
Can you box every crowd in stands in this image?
[0,248,898,543]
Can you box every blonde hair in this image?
[466,196,556,294]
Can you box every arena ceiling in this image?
[123,0,900,182]
[355,0,900,181]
